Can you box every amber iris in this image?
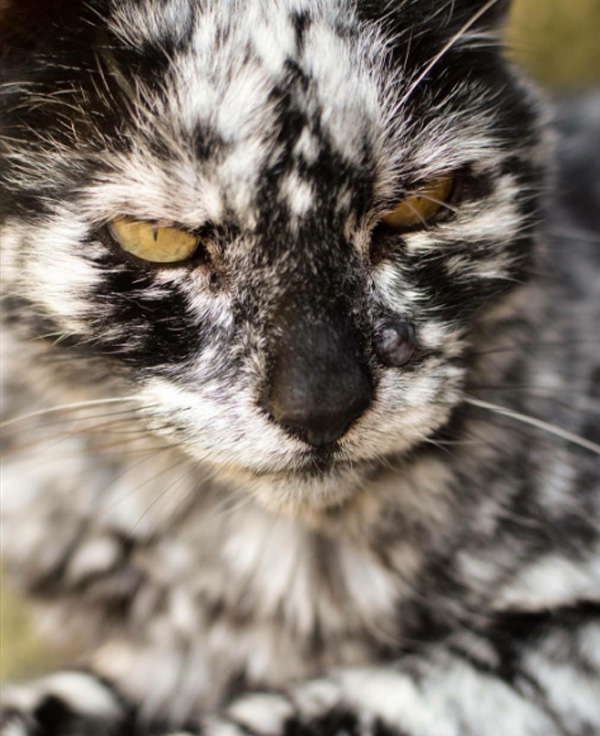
[382,175,454,229]
[109,218,200,263]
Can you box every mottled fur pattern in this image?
[1,0,599,734]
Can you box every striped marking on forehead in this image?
[107,0,390,163]
[94,0,526,234]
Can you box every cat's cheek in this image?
[1,216,103,333]
[135,378,304,474]
[341,363,465,460]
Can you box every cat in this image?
[1,0,599,734]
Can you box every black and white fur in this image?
[1,0,599,734]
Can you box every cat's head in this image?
[1,0,544,512]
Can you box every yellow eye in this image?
[109,218,200,263]
[381,175,454,229]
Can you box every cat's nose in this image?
[262,314,373,447]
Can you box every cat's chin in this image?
[215,455,372,516]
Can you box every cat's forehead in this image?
[81,0,509,231]
[101,0,393,225]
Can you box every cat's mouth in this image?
[249,435,422,484]
[235,451,374,515]
[245,447,340,479]
[258,443,383,482]
[297,446,341,475]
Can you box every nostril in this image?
[275,410,351,448]
[374,320,416,367]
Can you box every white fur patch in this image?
[494,546,600,611]
[2,672,122,720]
[338,657,557,735]
[227,694,293,734]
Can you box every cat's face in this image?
[1,0,543,511]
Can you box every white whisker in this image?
[0,396,142,429]
[465,397,600,455]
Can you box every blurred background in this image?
[2,0,600,683]
[508,0,600,87]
